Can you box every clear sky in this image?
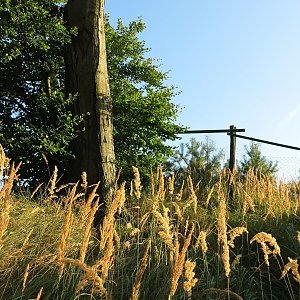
[106,0,300,180]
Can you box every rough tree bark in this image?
[64,0,116,203]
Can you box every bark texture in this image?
[64,0,116,201]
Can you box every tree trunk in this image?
[64,0,116,202]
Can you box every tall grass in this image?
[0,147,299,299]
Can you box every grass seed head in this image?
[280,257,300,284]
[132,166,142,199]
[169,223,195,298]
[196,231,208,254]
[250,232,281,266]
[131,239,151,300]
[228,227,248,248]
[168,173,175,196]
[183,260,198,293]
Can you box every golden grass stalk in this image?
[140,211,150,231]
[205,186,214,208]
[79,197,100,263]
[297,231,300,245]
[22,263,30,290]
[132,166,142,199]
[0,161,21,250]
[250,232,281,266]
[280,257,300,284]
[242,190,255,217]
[0,161,21,199]
[30,182,44,199]
[0,144,9,178]
[175,181,184,202]
[22,228,34,248]
[231,254,242,270]
[228,227,248,248]
[126,222,132,230]
[131,239,151,300]
[183,260,198,293]
[217,191,230,278]
[150,170,155,198]
[36,287,43,300]
[59,258,106,296]
[168,173,175,196]
[81,171,88,189]
[152,167,165,210]
[187,175,197,214]
[99,182,126,251]
[98,226,115,285]
[46,166,58,201]
[130,228,140,237]
[114,227,121,250]
[172,202,183,221]
[153,205,174,251]
[57,183,77,278]
[80,183,99,223]
[92,183,126,291]
[169,223,194,299]
[124,240,131,251]
[184,220,190,237]
[60,207,116,296]
[195,231,208,254]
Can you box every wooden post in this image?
[229,125,236,173]
[228,125,236,203]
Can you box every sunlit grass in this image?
[0,147,299,299]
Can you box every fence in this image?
[180,125,300,199]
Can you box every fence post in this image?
[228,125,236,203]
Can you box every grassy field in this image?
[0,147,299,299]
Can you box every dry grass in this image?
[217,183,230,278]
[281,257,300,284]
[131,239,151,300]
[169,223,194,299]
[250,232,281,267]
[0,147,299,299]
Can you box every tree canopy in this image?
[0,1,184,185]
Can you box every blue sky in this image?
[106,1,300,180]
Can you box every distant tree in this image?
[167,137,225,186]
[238,142,278,180]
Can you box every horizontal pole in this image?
[181,128,246,134]
[230,134,300,151]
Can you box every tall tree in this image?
[64,0,115,200]
[0,1,183,186]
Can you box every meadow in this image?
[0,146,299,300]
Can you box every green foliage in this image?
[0,2,184,185]
[167,137,225,186]
[106,19,185,183]
[238,142,278,180]
[0,1,80,184]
